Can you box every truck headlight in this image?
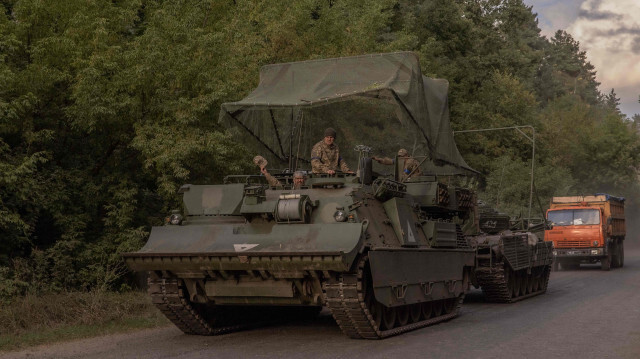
[552,251,557,256]
[591,249,601,255]
[593,240,598,246]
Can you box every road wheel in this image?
[363,259,383,330]
[432,300,443,317]
[520,271,529,295]
[504,268,517,298]
[421,301,433,319]
[396,305,409,327]
[532,273,540,292]
[526,273,534,294]
[443,298,457,314]
[513,272,522,297]
[529,272,537,293]
[369,301,383,330]
[409,303,421,323]
[381,305,396,330]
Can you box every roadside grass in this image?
[0,290,169,352]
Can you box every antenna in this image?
[294,111,304,172]
[354,145,373,168]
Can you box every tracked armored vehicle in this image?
[468,205,553,302]
[124,52,481,338]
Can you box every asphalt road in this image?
[6,245,640,359]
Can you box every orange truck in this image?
[545,194,625,271]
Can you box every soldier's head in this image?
[397,148,409,157]
[323,128,336,145]
[293,171,307,187]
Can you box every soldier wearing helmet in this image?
[373,148,421,181]
[310,128,352,175]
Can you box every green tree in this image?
[2,0,640,299]
[482,154,574,216]
[603,88,622,116]
[540,94,640,195]
[538,30,600,105]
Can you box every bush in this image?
[0,266,29,302]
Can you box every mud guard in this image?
[368,249,475,307]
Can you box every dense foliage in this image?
[1,0,638,299]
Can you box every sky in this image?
[523,0,640,117]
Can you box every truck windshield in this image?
[547,209,600,226]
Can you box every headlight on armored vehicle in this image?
[169,213,183,225]
[333,210,347,222]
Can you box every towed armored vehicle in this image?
[468,204,553,302]
[124,52,481,338]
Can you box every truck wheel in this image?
[601,254,611,271]
[611,241,621,268]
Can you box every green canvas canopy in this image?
[219,51,475,175]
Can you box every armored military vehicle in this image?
[468,204,553,302]
[124,52,481,338]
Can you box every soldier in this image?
[373,148,421,181]
[254,156,307,188]
[310,128,352,175]
[260,167,307,189]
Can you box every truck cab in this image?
[544,195,625,271]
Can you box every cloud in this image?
[588,26,640,54]
[523,0,587,37]
[633,37,640,54]
[616,85,640,117]
[568,0,640,115]
[577,9,621,21]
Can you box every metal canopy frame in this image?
[453,125,536,222]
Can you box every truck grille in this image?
[555,239,591,248]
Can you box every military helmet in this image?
[324,128,337,138]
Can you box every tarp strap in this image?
[387,90,435,153]
[225,109,286,162]
[269,109,285,157]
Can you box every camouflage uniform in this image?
[263,171,281,187]
[263,170,306,189]
[376,155,421,181]
[310,140,350,174]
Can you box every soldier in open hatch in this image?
[310,127,352,175]
[373,148,421,181]
[261,167,307,189]
[254,155,307,189]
